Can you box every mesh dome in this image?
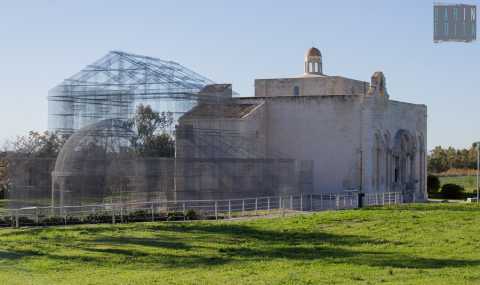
[52,119,175,209]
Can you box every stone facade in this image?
[177,48,427,201]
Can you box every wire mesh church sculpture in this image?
[7,51,312,210]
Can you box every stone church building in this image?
[178,47,427,202]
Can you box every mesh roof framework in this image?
[48,51,216,135]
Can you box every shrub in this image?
[126,210,150,222]
[84,212,112,224]
[18,217,35,226]
[440,183,465,199]
[427,175,440,194]
[0,216,12,227]
[167,211,185,221]
[185,209,197,220]
[41,216,65,226]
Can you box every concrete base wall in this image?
[175,158,313,201]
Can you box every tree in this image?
[0,131,67,200]
[8,131,67,157]
[428,146,449,173]
[128,104,175,157]
[0,153,7,199]
[427,175,440,195]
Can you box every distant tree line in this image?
[428,145,479,174]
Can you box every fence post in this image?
[290,195,293,210]
[228,200,231,219]
[310,194,313,211]
[35,207,39,225]
[215,201,218,220]
[267,197,270,212]
[335,194,339,209]
[15,210,19,228]
[242,199,245,216]
[151,202,155,222]
[320,194,323,210]
[111,206,115,225]
[300,194,303,211]
[255,198,258,215]
[382,193,385,206]
[120,205,124,223]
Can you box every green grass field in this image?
[439,175,477,193]
[1,203,480,285]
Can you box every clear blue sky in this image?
[0,0,478,150]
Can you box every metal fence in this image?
[0,191,403,227]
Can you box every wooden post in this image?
[267,197,270,212]
[215,201,218,220]
[255,198,258,215]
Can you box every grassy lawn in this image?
[1,203,480,285]
[439,175,477,194]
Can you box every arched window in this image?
[293,86,300,96]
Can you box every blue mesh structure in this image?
[48,51,215,135]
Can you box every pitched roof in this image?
[180,103,258,120]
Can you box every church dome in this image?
[305,47,321,58]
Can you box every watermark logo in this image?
[434,3,476,43]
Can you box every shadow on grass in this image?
[0,249,42,260]
[149,223,393,247]
[2,213,480,271]
[92,237,192,250]
[221,246,480,269]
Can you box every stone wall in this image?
[255,76,368,97]
[238,95,365,193]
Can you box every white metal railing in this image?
[0,191,403,227]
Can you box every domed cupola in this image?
[304,47,323,75]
